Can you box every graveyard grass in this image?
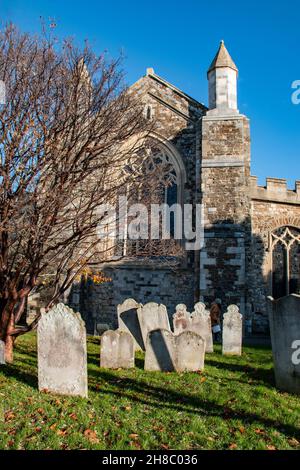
[1,333,300,450]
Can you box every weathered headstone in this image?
[144,329,205,372]
[37,303,88,397]
[190,302,213,353]
[172,304,191,335]
[144,329,176,371]
[175,331,205,372]
[0,340,5,365]
[268,295,300,395]
[222,305,243,356]
[137,302,171,350]
[117,298,143,351]
[100,330,135,369]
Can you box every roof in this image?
[207,40,238,75]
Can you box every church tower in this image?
[200,41,251,316]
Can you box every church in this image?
[69,41,300,336]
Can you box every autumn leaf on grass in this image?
[129,433,139,440]
[200,377,207,383]
[254,428,265,435]
[161,444,170,450]
[49,423,57,431]
[4,411,15,422]
[229,443,238,450]
[57,428,68,437]
[239,426,245,434]
[69,413,78,421]
[84,429,100,444]
[267,445,276,450]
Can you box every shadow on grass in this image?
[205,359,275,387]
[88,369,300,440]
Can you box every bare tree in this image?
[0,24,155,361]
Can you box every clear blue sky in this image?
[1,0,299,187]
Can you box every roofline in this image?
[131,69,208,111]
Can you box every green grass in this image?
[0,333,300,450]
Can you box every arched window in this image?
[271,226,300,298]
[121,138,185,258]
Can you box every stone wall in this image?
[247,177,300,333]
[68,261,195,334]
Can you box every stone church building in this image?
[69,41,300,335]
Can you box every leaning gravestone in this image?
[190,302,213,353]
[137,302,171,350]
[222,305,243,356]
[38,303,88,398]
[0,340,5,365]
[117,298,143,351]
[144,329,176,371]
[173,304,191,335]
[144,329,206,372]
[268,294,300,395]
[100,330,134,369]
[175,331,205,372]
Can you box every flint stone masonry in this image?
[173,304,191,335]
[268,295,300,395]
[176,331,206,372]
[137,302,171,350]
[0,340,5,365]
[117,298,143,351]
[222,305,243,356]
[190,302,214,353]
[37,303,88,398]
[100,330,135,369]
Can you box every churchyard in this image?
[1,331,300,450]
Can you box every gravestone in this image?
[117,298,143,351]
[0,340,5,365]
[222,305,243,356]
[137,302,171,350]
[37,303,88,397]
[190,302,213,353]
[100,330,135,369]
[173,304,191,335]
[144,329,176,371]
[268,295,300,395]
[176,331,205,372]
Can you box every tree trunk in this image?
[5,334,14,363]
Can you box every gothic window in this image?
[122,140,184,258]
[271,226,300,298]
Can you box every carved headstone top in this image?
[173,304,191,335]
[223,305,242,326]
[138,302,171,346]
[191,302,210,319]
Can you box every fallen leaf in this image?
[267,445,276,450]
[69,413,77,421]
[229,443,237,450]
[57,429,68,436]
[161,444,170,450]
[200,377,207,383]
[49,423,57,431]
[129,433,139,440]
[239,426,245,434]
[84,429,99,444]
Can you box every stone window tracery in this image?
[271,226,300,298]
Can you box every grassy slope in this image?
[0,333,299,450]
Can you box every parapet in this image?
[250,176,300,205]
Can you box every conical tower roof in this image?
[207,40,238,75]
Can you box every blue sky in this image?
[1,0,299,187]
